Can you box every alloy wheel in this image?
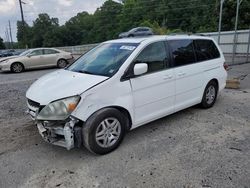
[95,117,121,148]
[206,85,216,105]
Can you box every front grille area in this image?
[27,99,40,108]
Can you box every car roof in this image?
[28,48,60,51]
[106,35,214,44]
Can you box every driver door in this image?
[25,49,44,68]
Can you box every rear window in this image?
[168,39,196,67]
[194,39,220,61]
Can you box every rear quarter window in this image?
[194,39,220,61]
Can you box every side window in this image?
[168,39,196,67]
[134,41,168,74]
[44,49,59,55]
[29,50,43,56]
[194,39,220,61]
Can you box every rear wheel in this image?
[11,62,24,73]
[200,80,218,108]
[57,59,67,68]
[82,108,126,155]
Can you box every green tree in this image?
[16,0,250,47]
[31,13,59,47]
[0,37,5,49]
[89,0,123,42]
[64,11,94,45]
[16,21,31,48]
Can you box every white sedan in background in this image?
[0,48,74,73]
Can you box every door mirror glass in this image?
[134,63,148,76]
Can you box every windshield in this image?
[19,50,32,56]
[67,43,139,77]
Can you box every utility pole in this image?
[5,29,10,49]
[18,0,27,48]
[18,0,25,25]
[8,21,13,49]
[232,0,243,64]
[218,0,225,44]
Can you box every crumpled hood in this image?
[26,69,108,105]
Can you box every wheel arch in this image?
[112,105,132,131]
[83,105,132,131]
[209,78,219,90]
[11,61,25,70]
[57,58,68,63]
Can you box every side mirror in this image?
[133,63,148,76]
[27,54,31,58]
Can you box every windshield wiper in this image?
[77,70,95,75]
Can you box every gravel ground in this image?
[0,65,249,188]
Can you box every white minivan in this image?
[26,35,227,154]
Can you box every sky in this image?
[0,0,111,42]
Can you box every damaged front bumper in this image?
[26,99,83,150]
[36,118,83,150]
[26,109,83,150]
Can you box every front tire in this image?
[82,108,126,155]
[200,80,218,108]
[11,62,24,73]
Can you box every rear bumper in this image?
[66,57,75,64]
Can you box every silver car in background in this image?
[118,27,154,38]
[0,48,74,73]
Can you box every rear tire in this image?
[57,59,67,68]
[82,108,126,155]
[200,80,218,108]
[11,62,24,73]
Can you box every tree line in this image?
[14,0,250,49]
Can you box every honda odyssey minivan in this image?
[26,35,227,154]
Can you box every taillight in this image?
[223,63,229,71]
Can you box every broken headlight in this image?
[36,96,81,120]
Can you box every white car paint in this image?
[26,69,108,105]
[26,36,227,128]
[26,35,227,140]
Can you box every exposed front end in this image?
[26,97,83,150]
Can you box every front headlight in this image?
[37,96,81,120]
[0,60,9,64]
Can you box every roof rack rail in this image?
[167,32,207,36]
[167,32,190,36]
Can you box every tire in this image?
[200,80,218,108]
[82,108,126,155]
[57,59,68,68]
[11,62,24,73]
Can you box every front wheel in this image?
[82,108,126,155]
[11,62,24,73]
[200,80,218,108]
